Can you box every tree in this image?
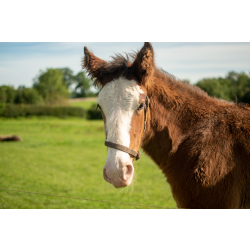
[226,71,250,103]
[0,85,16,104]
[195,71,250,104]
[33,68,69,104]
[196,78,232,100]
[60,67,76,88]
[73,71,92,98]
[15,86,43,104]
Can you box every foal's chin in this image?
[112,179,133,188]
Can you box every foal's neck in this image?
[141,71,217,168]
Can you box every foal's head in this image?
[83,42,155,188]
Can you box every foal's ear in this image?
[132,42,155,86]
[82,47,107,85]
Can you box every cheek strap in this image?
[144,96,150,131]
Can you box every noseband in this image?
[104,96,150,161]
[105,141,141,161]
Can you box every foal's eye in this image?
[137,103,144,111]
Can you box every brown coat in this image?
[83,42,250,208]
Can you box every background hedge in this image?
[86,104,103,120]
[0,104,86,118]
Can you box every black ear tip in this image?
[144,42,153,49]
[84,46,89,54]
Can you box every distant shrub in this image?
[86,104,102,120]
[0,85,16,104]
[0,102,105,119]
[0,104,86,118]
[14,86,44,105]
[0,85,44,105]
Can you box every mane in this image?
[90,51,208,98]
[155,67,209,98]
[87,52,244,109]
[90,52,134,88]
[154,67,244,108]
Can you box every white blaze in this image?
[98,77,144,178]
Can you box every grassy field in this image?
[70,98,97,110]
[0,101,177,209]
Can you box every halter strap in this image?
[144,96,150,131]
[105,141,141,160]
[104,96,150,161]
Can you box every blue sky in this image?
[0,42,250,88]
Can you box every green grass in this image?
[70,99,97,110]
[0,117,177,209]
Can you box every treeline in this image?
[1,69,250,107]
[0,68,95,105]
[195,71,250,104]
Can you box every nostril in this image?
[123,164,134,181]
[103,168,111,183]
